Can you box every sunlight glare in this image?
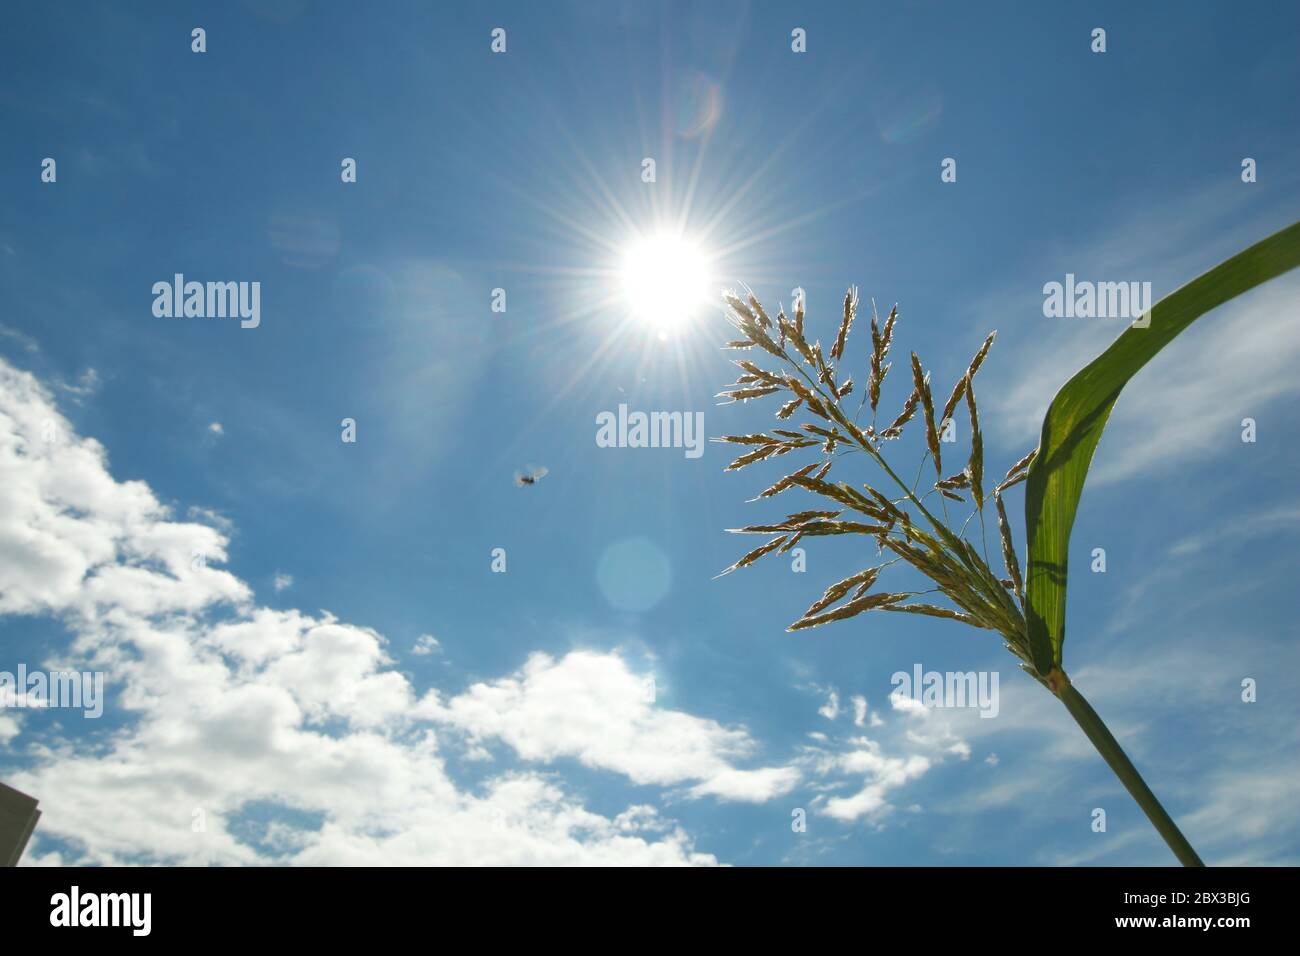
[620,234,712,335]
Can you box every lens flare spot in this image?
[597,537,672,612]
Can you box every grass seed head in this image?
[716,288,1028,656]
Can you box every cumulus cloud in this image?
[0,355,1008,863]
[430,650,800,803]
[0,363,247,621]
[0,358,725,865]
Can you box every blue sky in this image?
[1,1,1298,866]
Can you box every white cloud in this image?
[1167,503,1300,557]
[851,695,868,727]
[916,601,1300,864]
[797,689,977,824]
[411,634,441,656]
[431,650,800,803]
[186,505,233,533]
[818,689,840,721]
[0,362,247,620]
[0,325,39,353]
[822,748,931,822]
[995,278,1300,485]
[208,422,224,436]
[272,572,293,592]
[0,357,720,866]
[972,186,1300,487]
[58,367,100,401]
[1180,765,1300,866]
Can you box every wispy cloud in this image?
[411,634,441,656]
[1167,502,1300,557]
[56,367,101,402]
[973,181,1300,486]
[818,689,840,720]
[186,506,234,533]
[0,324,39,353]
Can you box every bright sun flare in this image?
[620,234,711,334]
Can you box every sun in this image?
[620,233,712,335]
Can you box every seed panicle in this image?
[715,287,1033,665]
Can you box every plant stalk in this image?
[1051,672,1204,866]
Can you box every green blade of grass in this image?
[1024,220,1300,675]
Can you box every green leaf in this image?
[1023,221,1300,676]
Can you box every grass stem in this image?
[1053,674,1205,866]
